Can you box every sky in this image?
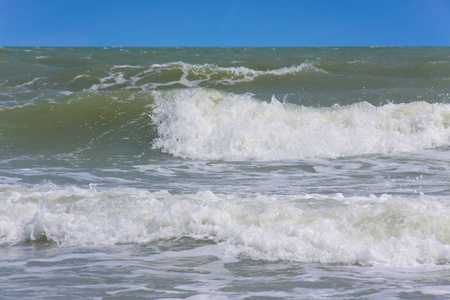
[0,0,449,47]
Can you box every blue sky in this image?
[1,0,449,46]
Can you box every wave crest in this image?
[1,183,449,266]
[151,88,450,160]
[90,62,323,91]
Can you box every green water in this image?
[0,47,449,299]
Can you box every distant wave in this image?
[90,62,324,91]
[151,88,450,160]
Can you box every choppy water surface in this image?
[1,47,449,299]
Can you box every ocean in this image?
[0,47,449,299]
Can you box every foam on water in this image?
[2,47,450,298]
[151,88,450,160]
[0,183,449,266]
[89,62,322,91]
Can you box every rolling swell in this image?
[3,86,449,163]
[0,90,155,160]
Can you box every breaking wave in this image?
[90,62,323,90]
[1,183,448,266]
[151,88,450,160]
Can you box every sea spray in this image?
[2,47,450,299]
[1,183,449,266]
[151,88,450,160]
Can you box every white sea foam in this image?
[151,88,450,160]
[141,62,322,88]
[146,61,322,76]
[0,183,448,266]
[16,77,47,88]
[72,74,90,80]
[89,62,322,91]
[90,73,128,91]
[111,65,145,69]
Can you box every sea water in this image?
[0,47,449,299]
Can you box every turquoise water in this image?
[1,47,449,299]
